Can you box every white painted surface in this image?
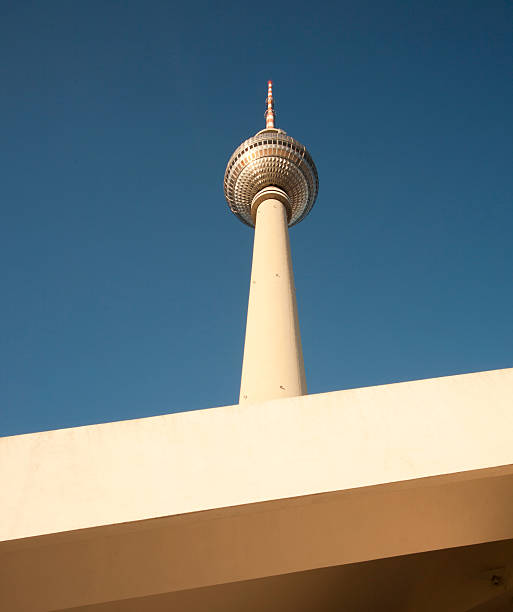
[1,368,513,611]
[1,368,512,542]
[240,192,306,403]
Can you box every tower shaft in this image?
[239,189,307,403]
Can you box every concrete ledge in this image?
[1,368,512,610]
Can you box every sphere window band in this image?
[224,129,318,228]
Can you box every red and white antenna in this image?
[264,80,275,129]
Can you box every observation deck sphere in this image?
[224,127,319,228]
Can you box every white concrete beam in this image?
[0,368,512,610]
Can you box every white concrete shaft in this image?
[240,192,306,403]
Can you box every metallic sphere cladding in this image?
[224,127,319,228]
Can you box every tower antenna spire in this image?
[265,80,275,129]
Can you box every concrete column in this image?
[239,187,307,403]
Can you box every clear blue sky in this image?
[1,1,512,436]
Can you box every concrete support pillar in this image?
[239,187,307,404]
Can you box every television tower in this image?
[224,81,319,404]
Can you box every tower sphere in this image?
[223,84,318,228]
